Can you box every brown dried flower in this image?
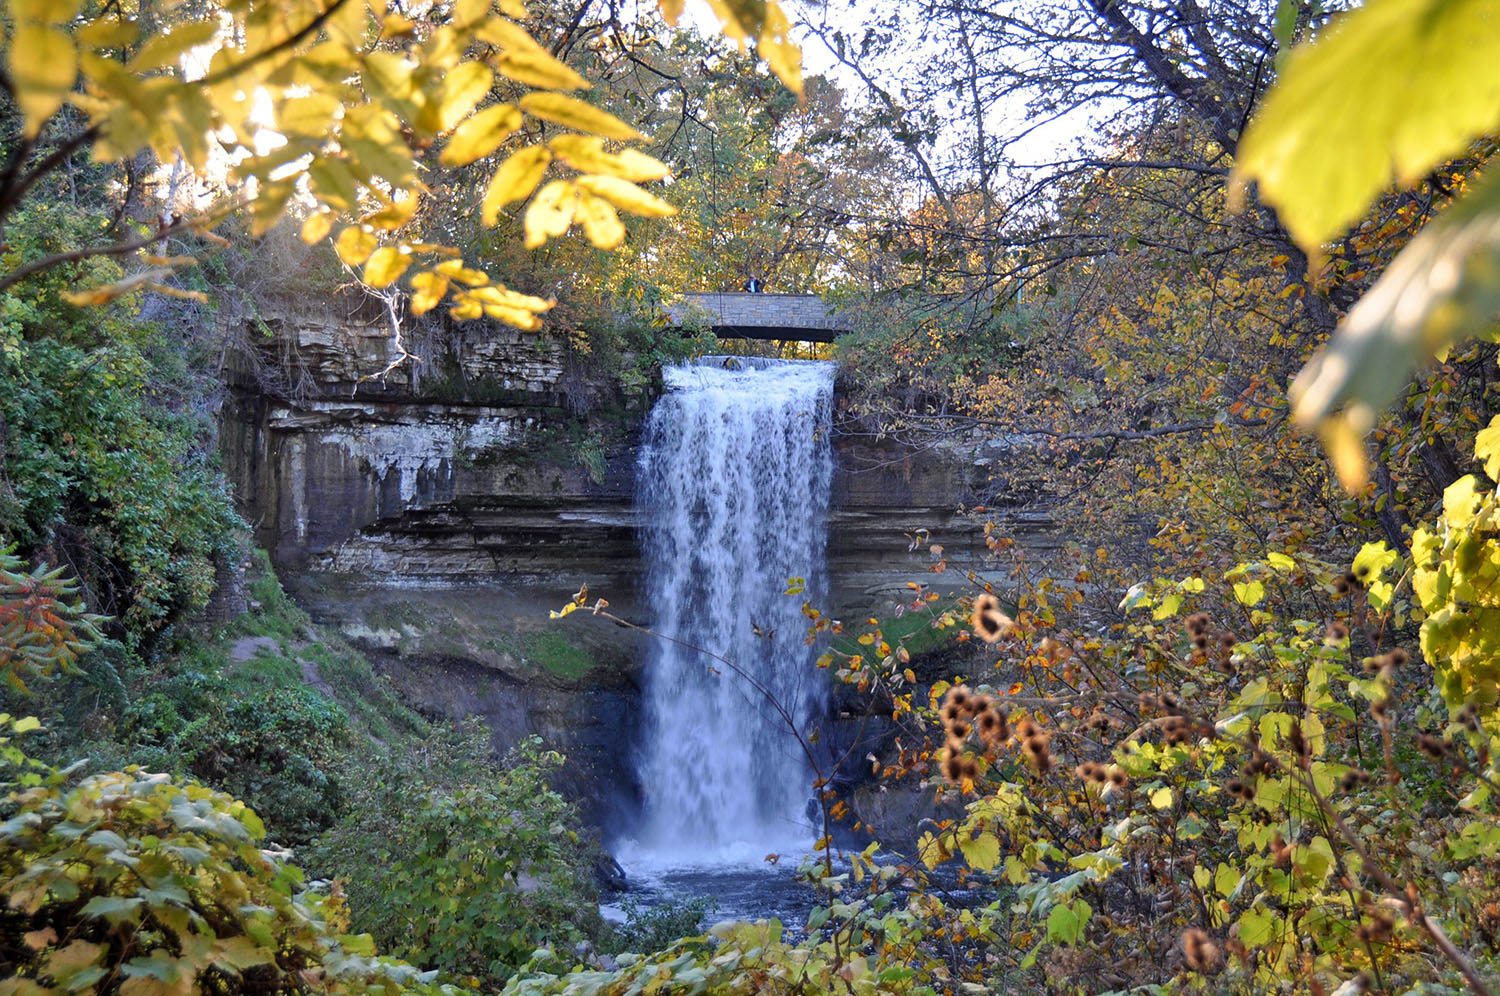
[1181,928,1222,972]
[970,593,1013,643]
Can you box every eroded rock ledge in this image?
[218,302,1058,841]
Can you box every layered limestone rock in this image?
[219,301,1057,840]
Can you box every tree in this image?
[1232,0,1500,490]
[0,0,803,327]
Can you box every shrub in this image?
[0,203,240,638]
[310,727,602,987]
[0,714,457,995]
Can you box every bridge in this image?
[666,292,848,343]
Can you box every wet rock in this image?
[594,853,627,893]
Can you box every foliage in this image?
[0,549,106,694]
[308,726,601,987]
[0,0,802,330]
[0,714,458,996]
[116,659,351,847]
[1413,415,1500,723]
[503,914,944,996]
[515,483,1500,993]
[2,554,430,848]
[1234,0,1500,488]
[0,203,240,636]
[604,896,716,958]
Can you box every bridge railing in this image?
[665,292,848,342]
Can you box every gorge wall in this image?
[218,299,1058,839]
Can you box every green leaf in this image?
[482,146,552,226]
[1214,862,1241,898]
[362,246,410,288]
[9,24,76,138]
[440,102,523,167]
[1233,580,1266,607]
[1478,415,1500,482]
[210,936,274,972]
[1289,168,1500,481]
[959,832,1000,872]
[1233,0,1500,252]
[517,93,642,141]
[1045,899,1091,945]
[1352,541,1399,581]
[80,895,144,924]
[1238,908,1277,947]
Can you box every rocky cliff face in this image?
[218,301,1057,842]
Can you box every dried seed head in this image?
[1192,633,1211,651]
[970,594,1013,643]
[976,709,1007,749]
[1271,835,1293,866]
[1185,613,1210,636]
[1326,621,1349,642]
[948,720,972,743]
[1107,768,1128,789]
[942,752,963,783]
[1024,733,1052,772]
[1418,734,1448,758]
[1039,636,1069,662]
[1217,632,1237,650]
[1075,761,1107,783]
[945,686,972,712]
[1387,649,1410,669]
[1163,715,1195,746]
[1289,721,1308,761]
[1181,928,1221,972]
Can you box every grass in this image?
[299,640,427,744]
[488,630,597,681]
[219,551,429,744]
[522,630,596,680]
[830,599,959,661]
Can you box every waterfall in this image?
[632,356,835,863]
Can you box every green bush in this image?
[310,726,602,987]
[0,714,456,996]
[605,896,717,957]
[0,203,239,638]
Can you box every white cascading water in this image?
[632,356,835,864]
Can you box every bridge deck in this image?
[667,292,847,342]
